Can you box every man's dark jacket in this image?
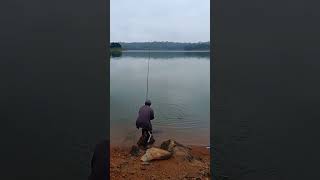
[136,105,154,131]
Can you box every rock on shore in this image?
[140,147,172,162]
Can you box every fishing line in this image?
[146,46,150,100]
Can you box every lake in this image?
[110,51,210,146]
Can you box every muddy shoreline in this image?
[110,143,210,180]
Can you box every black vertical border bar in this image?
[1,0,110,179]
[106,0,110,179]
[210,0,217,179]
[211,0,320,179]
[210,0,214,178]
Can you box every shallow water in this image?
[110,51,210,146]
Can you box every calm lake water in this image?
[110,51,210,146]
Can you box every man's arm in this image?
[150,109,155,120]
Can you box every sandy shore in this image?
[110,144,211,180]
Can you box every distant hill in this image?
[110,41,210,51]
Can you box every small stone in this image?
[110,162,116,167]
[184,172,198,179]
[160,139,176,152]
[113,169,120,173]
[130,145,140,156]
[141,161,151,165]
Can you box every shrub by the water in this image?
[110,42,122,57]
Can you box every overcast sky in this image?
[111,0,210,42]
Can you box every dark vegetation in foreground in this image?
[110,42,122,57]
[111,41,210,51]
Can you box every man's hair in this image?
[145,99,151,106]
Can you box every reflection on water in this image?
[110,51,122,57]
[113,50,210,59]
[110,51,210,146]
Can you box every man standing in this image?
[136,99,155,148]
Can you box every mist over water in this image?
[110,51,210,146]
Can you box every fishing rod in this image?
[146,44,150,100]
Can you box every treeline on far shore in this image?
[114,41,210,51]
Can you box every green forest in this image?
[110,41,210,51]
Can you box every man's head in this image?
[145,99,152,106]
